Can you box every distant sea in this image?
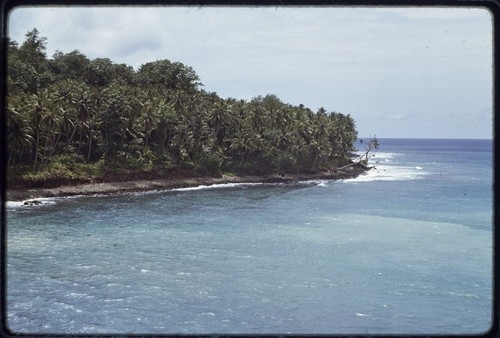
[6,138,493,334]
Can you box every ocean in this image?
[5,138,494,334]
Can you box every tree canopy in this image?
[6,28,360,187]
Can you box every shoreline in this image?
[6,166,369,203]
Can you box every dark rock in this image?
[23,199,42,206]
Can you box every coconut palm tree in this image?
[6,106,34,166]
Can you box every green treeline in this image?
[6,28,359,187]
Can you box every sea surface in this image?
[6,138,494,334]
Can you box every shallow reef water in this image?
[7,138,493,334]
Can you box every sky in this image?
[6,5,493,139]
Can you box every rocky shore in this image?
[6,164,369,203]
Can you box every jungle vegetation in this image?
[6,28,361,188]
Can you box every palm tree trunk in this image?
[87,128,94,162]
[33,131,40,170]
[47,132,62,160]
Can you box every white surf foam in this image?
[296,180,330,187]
[343,164,427,183]
[6,201,24,208]
[352,152,405,169]
[353,151,401,161]
[371,152,402,160]
[6,197,58,208]
[171,182,264,192]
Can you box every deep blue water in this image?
[6,138,493,334]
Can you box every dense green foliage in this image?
[6,29,359,187]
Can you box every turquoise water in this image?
[6,139,493,334]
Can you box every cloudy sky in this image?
[7,5,493,139]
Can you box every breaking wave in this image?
[345,152,426,182]
[344,165,427,182]
[171,182,265,192]
[6,197,59,209]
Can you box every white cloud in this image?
[374,6,491,20]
